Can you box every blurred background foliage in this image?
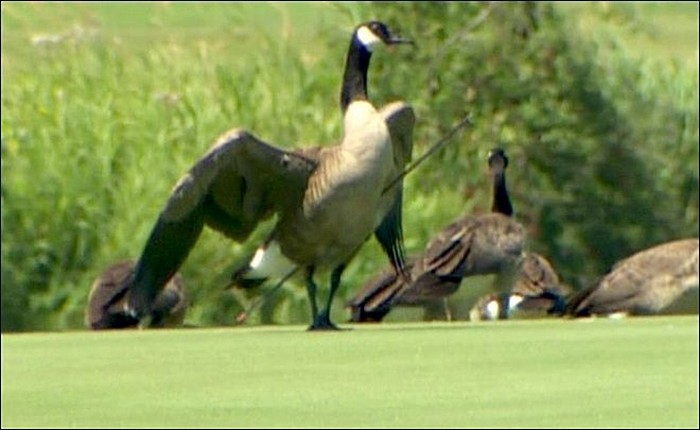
[1,2,698,331]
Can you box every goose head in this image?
[487,147,513,216]
[354,21,414,52]
[341,21,413,113]
[487,147,509,175]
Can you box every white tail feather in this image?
[246,241,297,279]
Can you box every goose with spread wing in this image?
[121,21,414,331]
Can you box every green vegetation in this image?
[2,2,698,331]
[558,1,699,69]
[2,316,698,427]
[1,1,367,330]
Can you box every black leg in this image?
[498,292,511,320]
[324,264,346,317]
[304,266,320,326]
[308,264,346,331]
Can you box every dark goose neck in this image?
[340,37,372,114]
[491,171,514,216]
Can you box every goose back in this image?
[566,238,699,316]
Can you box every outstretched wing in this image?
[163,128,317,237]
[374,101,415,278]
[128,129,317,318]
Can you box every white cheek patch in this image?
[506,294,524,318]
[356,26,383,52]
[507,294,524,311]
[485,300,500,320]
[247,241,297,279]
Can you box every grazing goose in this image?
[348,147,526,322]
[565,238,699,317]
[85,260,188,330]
[469,251,570,320]
[123,21,414,331]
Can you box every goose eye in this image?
[371,22,386,36]
[280,155,290,168]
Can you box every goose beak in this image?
[387,36,415,46]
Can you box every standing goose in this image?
[565,238,699,317]
[348,148,526,322]
[85,260,188,330]
[229,20,416,290]
[124,21,414,331]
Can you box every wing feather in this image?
[128,129,317,317]
[162,129,316,236]
[373,102,415,277]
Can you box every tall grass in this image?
[2,2,698,331]
[1,2,379,330]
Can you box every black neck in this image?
[340,37,372,113]
[491,171,514,216]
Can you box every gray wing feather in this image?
[163,129,316,230]
[380,101,415,170]
[127,129,317,318]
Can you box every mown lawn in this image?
[2,316,698,428]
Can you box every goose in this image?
[347,147,526,322]
[469,251,570,320]
[123,21,414,331]
[228,20,417,290]
[565,238,699,317]
[85,260,188,330]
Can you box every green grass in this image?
[557,1,699,69]
[0,2,360,62]
[2,316,698,428]
[1,1,374,330]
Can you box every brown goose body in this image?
[566,238,699,317]
[274,102,401,267]
[85,260,187,330]
[398,212,524,302]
